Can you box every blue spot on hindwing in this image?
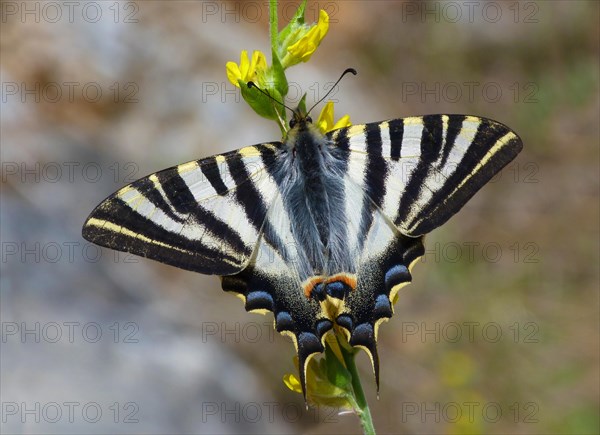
[326,281,350,300]
[313,282,326,301]
[350,323,375,347]
[373,294,392,318]
[245,290,274,311]
[315,319,333,338]
[297,332,323,354]
[384,264,411,292]
[275,311,294,332]
[336,314,354,332]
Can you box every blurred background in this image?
[1,1,598,433]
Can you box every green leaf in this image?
[297,93,308,115]
[239,81,280,121]
[324,338,352,389]
[270,48,288,97]
[269,49,289,124]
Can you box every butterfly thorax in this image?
[274,119,354,286]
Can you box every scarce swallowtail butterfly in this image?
[82,86,523,397]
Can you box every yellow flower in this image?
[286,9,329,65]
[316,101,351,133]
[226,50,267,87]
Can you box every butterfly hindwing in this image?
[221,237,331,395]
[337,204,425,388]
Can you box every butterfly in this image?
[82,106,522,397]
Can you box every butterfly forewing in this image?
[82,142,284,275]
[332,114,523,236]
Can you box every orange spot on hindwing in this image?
[302,273,357,301]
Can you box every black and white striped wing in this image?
[326,114,522,384]
[82,143,284,275]
[332,114,523,236]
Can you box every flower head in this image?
[316,101,351,134]
[226,50,267,87]
[226,49,284,123]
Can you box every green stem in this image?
[269,0,278,54]
[337,336,376,435]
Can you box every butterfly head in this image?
[248,68,356,136]
[289,68,357,133]
[289,108,313,131]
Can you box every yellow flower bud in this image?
[285,10,329,66]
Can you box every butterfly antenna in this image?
[247,82,295,114]
[307,68,357,115]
